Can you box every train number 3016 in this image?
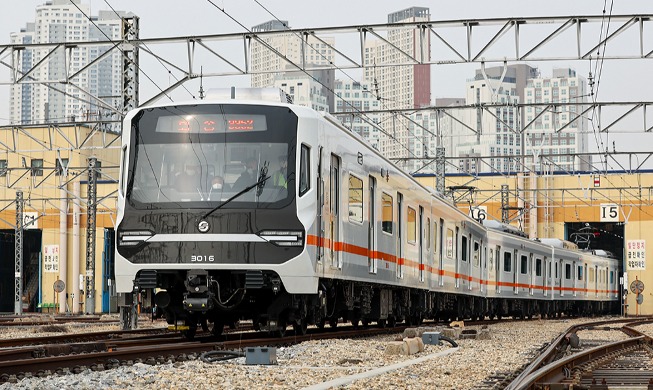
[191,255,215,262]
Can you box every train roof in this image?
[482,220,528,238]
[538,238,579,250]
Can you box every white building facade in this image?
[333,80,381,149]
[10,0,134,127]
[250,20,335,111]
[523,68,590,172]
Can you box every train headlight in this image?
[258,230,304,247]
[118,230,154,247]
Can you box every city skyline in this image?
[1,1,652,172]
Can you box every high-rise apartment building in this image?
[333,80,381,149]
[362,7,431,173]
[275,69,332,112]
[250,20,335,111]
[455,74,521,174]
[442,65,588,174]
[9,0,135,127]
[523,68,589,171]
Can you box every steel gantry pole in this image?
[85,157,98,314]
[121,16,140,117]
[14,191,23,315]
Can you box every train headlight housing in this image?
[118,230,154,247]
[259,230,304,247]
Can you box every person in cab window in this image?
[175,158,201,192]
[271,155,288,189]
[233,157,258,191]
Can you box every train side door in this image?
[544,256,549,297]
[368,175,377,274]
[558,260,563,297]
[426,217,431,285]
[317,147,324,268]
[455,227,460,288]
[419,206,424,282]
[572,261,577,297]
[330,154,341,269]
[438,219,444,287]
[513,249,519,294]
[529,254,534,296]
[397,193,404,279]
[584,263,588,297]
[481,244,487,294]
[495,245,501,293]
[594,265,598,297]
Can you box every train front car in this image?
[115,101,317,337]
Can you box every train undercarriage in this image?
[127,269,618,339]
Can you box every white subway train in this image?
[115,89,620,337]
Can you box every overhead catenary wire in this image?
[68,0,173,104]
[247,0,429,164]
[204,0,422,162]
[100,0,197,100]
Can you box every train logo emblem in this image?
[197,220,210,233]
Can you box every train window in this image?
[348,174,363,223]
[381,193,393,234]
[461,236,468,261]
[473,242,480,267]
[565,264,571,279]
[535,258,542,276]
[520,255,527,274]
[489,249,494,269]
[577,266,583,281]
[446,228,454,258]
[555,263,558,278]
[609,270,614,284]
[299,144,310,196]
[407,207,416,243]
[503,252,511,272]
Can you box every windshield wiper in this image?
[201,174,270,220]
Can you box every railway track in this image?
[0,323,408,383]
[503,317,653,390]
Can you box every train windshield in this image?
[127,104,298,209]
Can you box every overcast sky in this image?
[1,1,653,156]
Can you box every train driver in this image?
[271,154,287,189]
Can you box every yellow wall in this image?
[0,124,119,314]
[417,172,653,316]
[2,123,649,316]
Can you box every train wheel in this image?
[377,319,387,328]
[328,317,338,328]
[293,320,308,336]
[181,326,197,340]
[388,317,396,327]
[200,318,209,332]
[211,319,225,337]
[361,319,369,328]
[317,318,326,330]
[276,319,288,338]
[351,318,361,329]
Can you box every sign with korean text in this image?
[44,245,60,273]
[626,240,645,270]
